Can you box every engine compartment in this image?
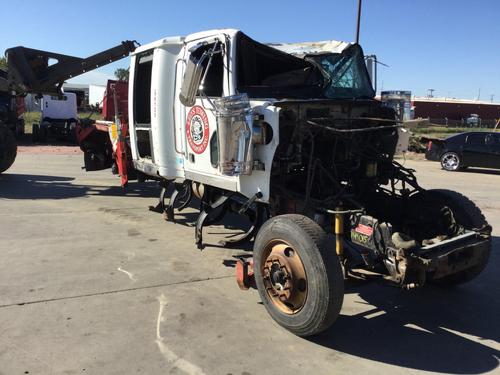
[270,99,400,216]
[269,100,491,286]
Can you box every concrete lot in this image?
[0,151,499,375]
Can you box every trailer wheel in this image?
[253,214,344,336]
[424,189,491,286]
[0,125,17,174]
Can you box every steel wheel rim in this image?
[442,154,459,170]
[261,240,308,314]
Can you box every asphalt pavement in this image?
[0,151,498,375]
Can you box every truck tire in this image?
[39,125,48,143]
[253,214,344,336]
[68,127,77,144]
[68,119,77,143]
[424,189,491,286]
[0,125,17,173]
[17,119,25,137]
[32,123,40,142]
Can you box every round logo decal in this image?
[186,106,210,154]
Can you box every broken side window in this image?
[236,32,323,99]
[192,43,224,97]
[235,32,374,100]
[134,51,153,125]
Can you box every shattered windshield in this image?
[307,45,375,99]
[236,32,375,100]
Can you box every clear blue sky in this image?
[1,0,499,101]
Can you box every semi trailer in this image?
[1,30,492,337]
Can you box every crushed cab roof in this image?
[134,29,352,57]
[268,40,351,57]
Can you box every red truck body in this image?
[76,79,133,186]
[102,80,128,121]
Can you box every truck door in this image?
[132,51,154,161]
[181,39,231,184]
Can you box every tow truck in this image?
[0,40,137,173]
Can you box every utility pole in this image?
[490,94,494,103]
[427,89,435,98]
[355,0,362,44]
[365,55,389,94]
[365,55,376,92]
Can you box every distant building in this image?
[412,97,500,125]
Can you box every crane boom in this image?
[0,40,137,94]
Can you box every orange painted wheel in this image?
[261,240,308,314]
[254,214,344,337]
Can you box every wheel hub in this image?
[268,261,289,294]
[262,241,307,314]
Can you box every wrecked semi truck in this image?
[3,30,492,336]
[120,30,491,336]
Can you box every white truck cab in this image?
[42,92,77,121]
[33,92,78,142]
[128,29,283,202]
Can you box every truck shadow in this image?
[0,173,159,199]
[310,236,500,374]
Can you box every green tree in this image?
[114,67,129,81]
[0,57,7,71]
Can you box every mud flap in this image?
[83,150,112,171]
[76,122,113,172]
[115,121,129,187]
